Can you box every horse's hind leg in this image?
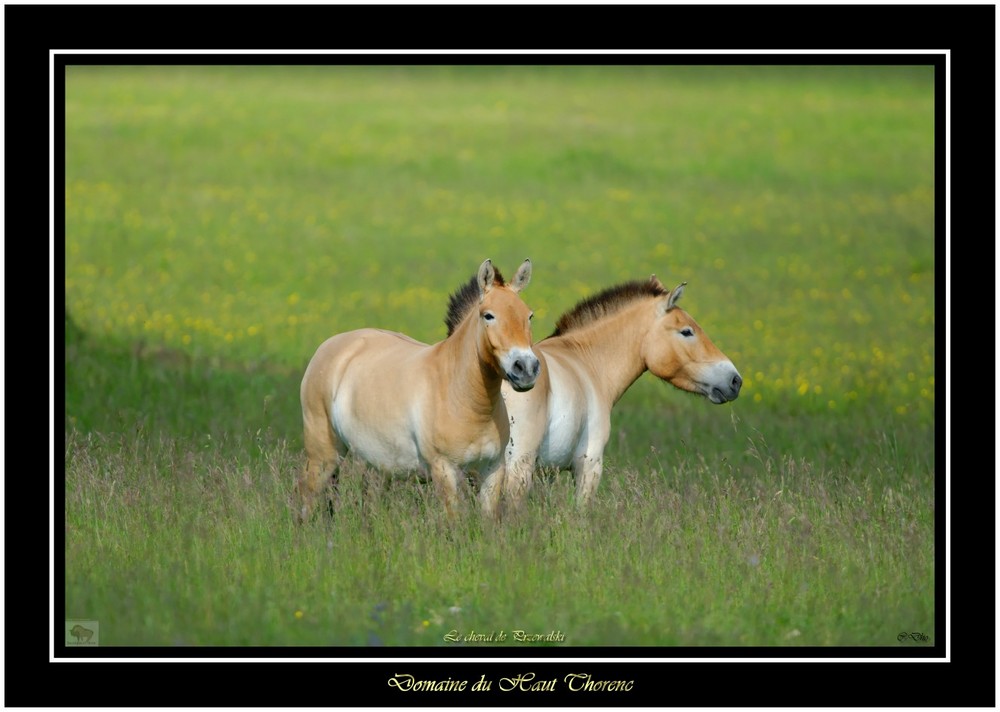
[296,411,346,524]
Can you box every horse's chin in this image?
[708,386,738,404]
[507,378,536,393]
[665,378,734,404]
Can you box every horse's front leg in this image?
[477,458,507,522]
[573,451,604,508]
[499,403,545,515]
[574,419,610,508]
[502,446,538,517]
[428,459,464,520]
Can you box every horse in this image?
[296,258,540,523]
[494,275,741,513]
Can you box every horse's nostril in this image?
[733,374,743,391]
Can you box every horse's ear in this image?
[477,259,496,299]
[665,282,687,311]
[649,274,666,292]
[510,258,532,293]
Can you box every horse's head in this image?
[476,258,540,392]
[642,277,742,404]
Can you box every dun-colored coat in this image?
[496,276,741,513]
[297,259,539,522]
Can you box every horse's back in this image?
[303,327,427,383]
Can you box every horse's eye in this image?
[528,312,534,321]
[680,327,694,337]
[483,312,495,321]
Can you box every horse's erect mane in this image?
[445,266,506,336]
[549,279,668,337]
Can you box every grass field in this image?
[62,64,937,648]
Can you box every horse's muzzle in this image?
[506,353,540,392]
[709,372,742,404]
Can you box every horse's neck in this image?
[434,316,503,419]
[549,301,651,405]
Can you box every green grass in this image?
[63,65,936,647]
[65,425,932,647]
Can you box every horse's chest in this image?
[537,372,591,467]
[462,435,503,469]
[441,419,504,467]
[538,401,583,466]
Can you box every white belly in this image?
[331,394,423,472]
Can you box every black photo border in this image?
[14,3,992,708]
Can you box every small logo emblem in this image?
[66,620,99,645]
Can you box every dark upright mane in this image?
[550,279,668,337]
[445,266,506,336]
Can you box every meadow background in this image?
[63,64,937,648]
